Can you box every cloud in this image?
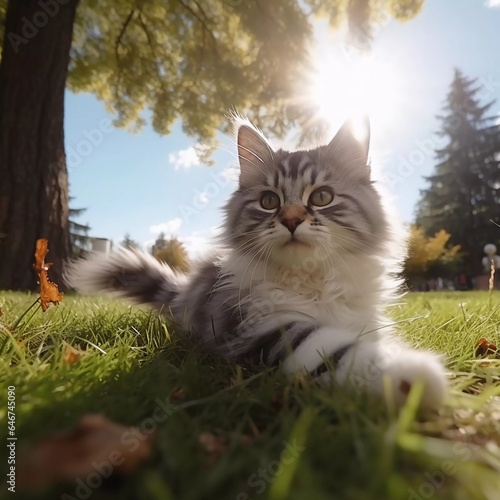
[149,217,182,235]
[179,227,222,260]
[180,235,214,260]
[485,0,500,7]
[169,144,209,170]
[220,166,239,185]
[196,191,210,206]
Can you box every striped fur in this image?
[66,119,447,410]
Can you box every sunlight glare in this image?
[308,49,403,138]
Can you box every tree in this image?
[404,226,461,286]
[416,69,500,274]
[0,0,424,290]
[151,232,167,256]
[69,199,91,256]
[120,233,140,250]
[0,0,77,290]
[153,237,190,273]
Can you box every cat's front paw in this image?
[380,348,448,410]
[335,340,448,411]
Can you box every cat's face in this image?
[224,120,388,267]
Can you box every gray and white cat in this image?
[66,118,447,409]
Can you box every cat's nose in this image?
[281,217,304,234]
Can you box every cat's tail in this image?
[64,249,185,309]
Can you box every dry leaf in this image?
[198,432,227,459]
[18,414,155,490]
[169,386,187,402]
[63,344,84,365]
[0,306,3,317]
[33,238,63,311]
[476,337,498,357]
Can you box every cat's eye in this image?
[309,187,334,207]
[260,191,280,210]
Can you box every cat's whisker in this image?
[248,242,272,298]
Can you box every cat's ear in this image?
[326,117,370,173]
[237,125,275,187]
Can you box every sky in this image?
[67,0,500,258]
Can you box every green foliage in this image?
[153,236,190,273]
[416,69,500,274]
[0,0,425,146]
[404,226,461,283]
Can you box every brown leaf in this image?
[476,337,498,357]
[18,414,155,490]
[39,268,64,311]
[169,385,187,402]
[33,238,49,274]
[198,432,227,459]
[63,344,84,365]
[33,238,63,311]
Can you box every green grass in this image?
[1,291,500,500]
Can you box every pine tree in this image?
[416,69,500,275]
[120,233,140,250]
[69,197,91,256]
[151,232,167,256]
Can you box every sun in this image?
[306,47,403,139]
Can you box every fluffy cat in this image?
[66,118,447,410]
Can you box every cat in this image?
[66,118,447,410]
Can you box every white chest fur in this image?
[222,252,389,332]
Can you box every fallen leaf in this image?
[63,344,84,365]
[169,386,187,402]
[476,337,498,357]
[0,307,3,317]
[198,432,227,459]
[33,238,63,311]
[18,413,155,490]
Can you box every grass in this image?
[1,291,500,500]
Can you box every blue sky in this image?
[67,0,500,257]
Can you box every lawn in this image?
[1,291,500,500]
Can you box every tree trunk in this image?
[0,0,78,290]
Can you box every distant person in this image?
[458,274,468,291]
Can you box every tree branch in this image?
[114,9,137,100]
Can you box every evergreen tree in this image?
[416,69,500,274]
[151,232,167,256]
[120,233,140,250]
[69,204,91,256]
